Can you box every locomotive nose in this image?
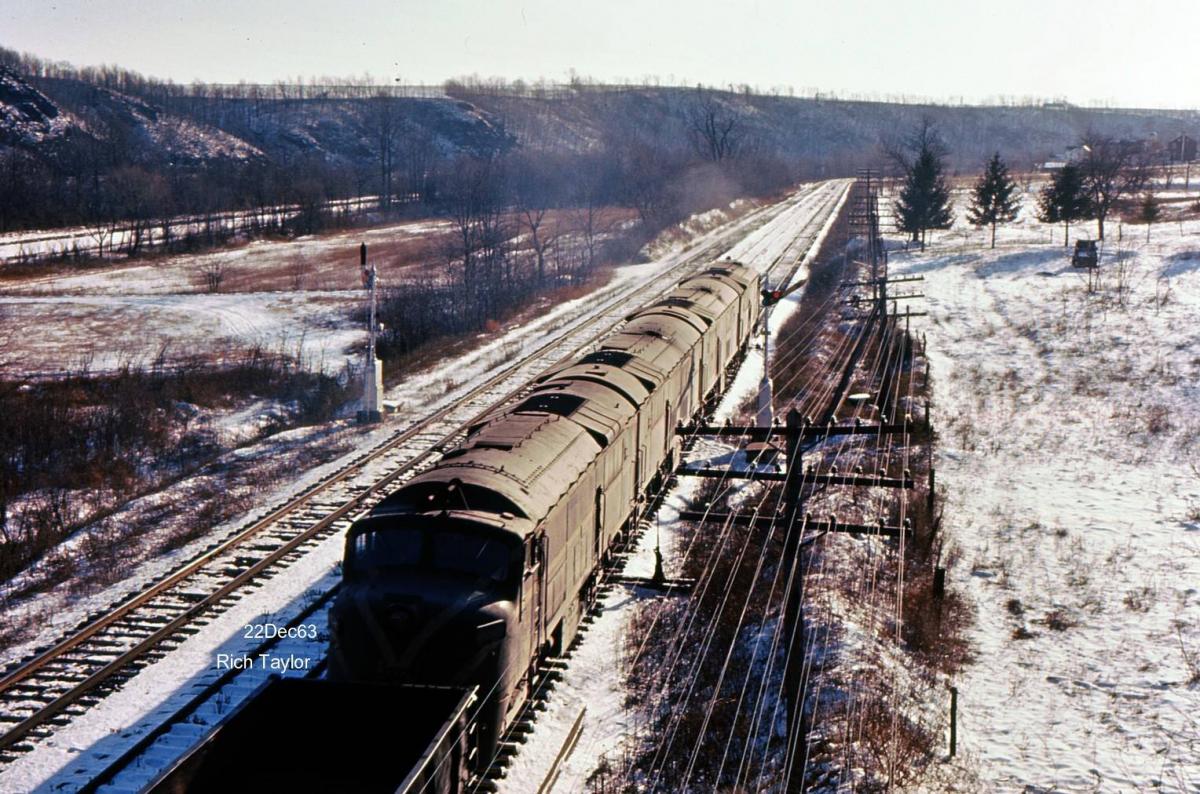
[330,578,513,684]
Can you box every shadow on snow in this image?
[1161,251,1200,278]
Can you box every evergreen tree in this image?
[1138,191,1160,243]
[966,153,1020,249]
[893,124,954,250]
[1036,164,1090,247]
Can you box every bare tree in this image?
[686,87,744,163]
[573,201,598,274]
[401,128,437,203]
[510,153,557,285]
[1078,133,1149,240]
[365,93,399,211]
[89,222,115,258]
[1138,191,1160,244]
[621,144,678,225]
[107,166,168,256]
[200,261,225,293]
[442,156,510,325]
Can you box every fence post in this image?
[949,685,958,758]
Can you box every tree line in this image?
[2,45,799,272]
[889,121,1153,249]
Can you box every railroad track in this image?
[0,181,847,778]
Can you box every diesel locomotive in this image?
[328,261,763,767]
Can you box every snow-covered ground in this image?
[0,182,847,793]
[0,291,363,375]
[0,189,803,670]
[0,208,649,376]
[0,215,460,375]
[1,216,450,297]
[889,188,1200,791]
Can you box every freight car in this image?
[328,261,763,771]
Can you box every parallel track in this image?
[0,182,847,774]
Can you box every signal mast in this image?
[358,242,384,423]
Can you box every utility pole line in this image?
[668,176,933,790]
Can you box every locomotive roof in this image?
[676,273,739,302]
[675,276,741,309]
[471,361,648,436]
[381,412,600,530]
[639,303,712,332]
[603,314,700,366]
[522,378,638,441]
[701,262,755,288]
[533,361,651,408]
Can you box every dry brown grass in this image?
[1039,608,1078,632]
[377,266,615,387]
[0,356,348,585]
[901,570,974,675]
[197,207,634,294]
[850,691,940,792]
[216,226,459,293]
[1,209,636,296]
[0,253,117,285]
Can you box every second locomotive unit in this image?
[328,261,763,767]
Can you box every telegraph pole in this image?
[358,242,385,423]
[756,306,774,429]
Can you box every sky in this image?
[3,0,1199,108]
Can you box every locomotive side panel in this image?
[600,424,636,545]
[542,498,569,637]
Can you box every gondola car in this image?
[328,262,762,767]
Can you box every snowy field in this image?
[0,189,801,670]
[0,208,634,376]
[0,197,379,264]
[889,187,1200,791]
[0,291,364,375]
[0,216,462,375]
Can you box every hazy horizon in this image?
[4,0,1200,110]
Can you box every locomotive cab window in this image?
[350,528,422,571]
[348,526,521,586]
[430,531,520,583]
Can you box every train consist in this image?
[328,260,763,770]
